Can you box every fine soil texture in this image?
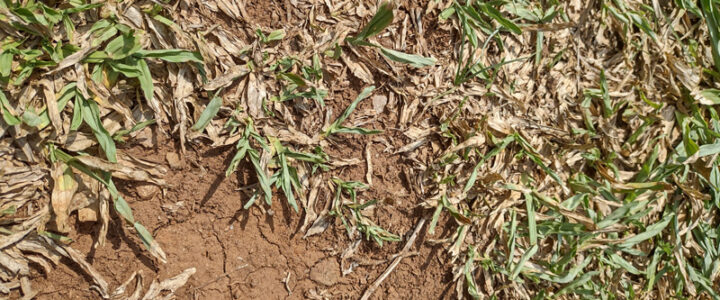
[32,135,453,299]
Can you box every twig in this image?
[282,271,292,296]
[360,217,427,300]
[194,264,248,290]
[365,142,373,186]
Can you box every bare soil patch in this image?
[31,133,452,299]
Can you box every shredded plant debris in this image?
[1,0,720,298]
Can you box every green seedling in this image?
[225,118,273,209]
[346,1,436,68]
[323,86,382,137]
[49,146,166,263]
[330,178,399,246]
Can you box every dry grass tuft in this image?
[2,0,720,298]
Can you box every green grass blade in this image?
[331,127,382,135]
[550,256,591,284]
[701,0,720,73]
[325,86,376,136]
[279,153,299,212]
[105,176,133,222]
[137,59,155,105]
[250,150,273,206]
[0,51,12,78]
[105,32,141,60]
[428,201,443,235]
[0,90,21,126]
[687,261,720,298]
[607,251,642,274]
[113,119,156,142]
[464,246,481,299]
[136,49,203,63]
[191,92,223,131]
[525,192,537,245]
[80,96,117,163]
[477,3,522,34]
[507,209,517,269]
[554,271,599,298]
[379,47,436,67]
[70,95,83,130]
[225,144,247,177]
[619,213,674,248]
[265,29,285,43]
[337,86,374,125]
[510,244,538,280]
[698,89,720,105]
[133,222,166,263]
[596,200,647,229]
[600,70,612,118]
[348,1,394,44]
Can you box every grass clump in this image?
[0,1,204,292]
[330,178,400,247]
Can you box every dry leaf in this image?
[203,64,250,91]
[141,268,196,300]
[50,162,78,233]
[75,155,168,187]
[341,54,374,84]
[246,72,267,119]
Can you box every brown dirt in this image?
[31,132,453,299]
[29,1,462,299]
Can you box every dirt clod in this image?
[372,95,387,114]
[136,183,160,200]
[310,258,341,286]
[165,152,183,170]
[77,208,97,222]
